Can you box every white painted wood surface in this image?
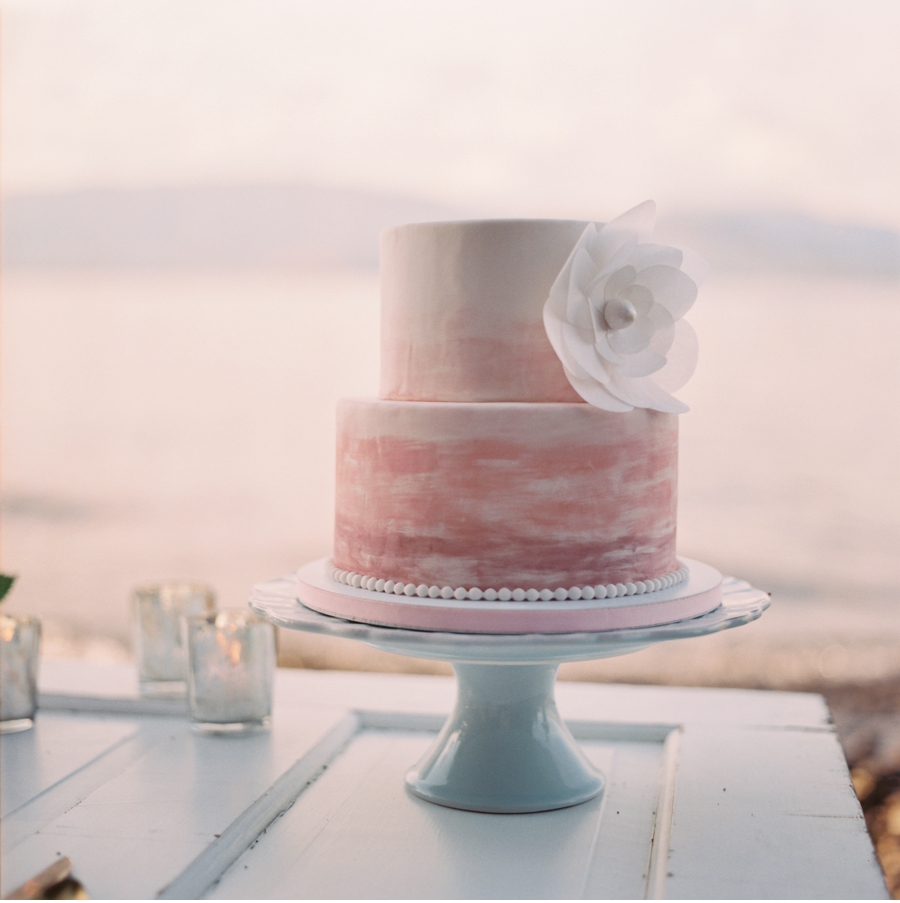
[0,660,888,899]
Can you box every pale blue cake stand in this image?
[250,574,768,815]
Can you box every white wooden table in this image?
[1,660,888,899]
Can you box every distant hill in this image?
[3,183,898,276]
[1,183,466,270]
[659,211,899,278]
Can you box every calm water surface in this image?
[2,268,898,650]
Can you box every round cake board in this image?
[296,556,722,634]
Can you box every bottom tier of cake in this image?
[334,399,679,591]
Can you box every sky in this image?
[2,0,898,227]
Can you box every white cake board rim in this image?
[249,572,769,663]
[293,556,722,634]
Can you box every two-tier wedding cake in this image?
[298,202,723,632]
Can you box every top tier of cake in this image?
[380,219,592,403]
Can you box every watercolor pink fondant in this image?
[334,400,678,590]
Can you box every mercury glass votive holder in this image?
[185,610,275,734]
[133,583,216,697]
[0,613,41,733]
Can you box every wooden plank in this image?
[207,729,672,900]
[645,728,680,899]
[581,738,672,900]
[557,680,832,730]
[1,715,182,857]
[159,713,359,899]
[6,830,210,901]
[1,712,139,818]
[666,725,888,899]
[39,659,831,731]
[40,693,188,717]
[271,666,831,730]
[2,706,355,900]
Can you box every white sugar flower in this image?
[543,201,707,413]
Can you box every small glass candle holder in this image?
[0,613,41,733]
[133,583,216,697]
[185,610,275,734]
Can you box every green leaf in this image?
[0,574,16,603]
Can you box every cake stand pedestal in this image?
[250,574,768,814]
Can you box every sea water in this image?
[1,267,898,665]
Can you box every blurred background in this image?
[2,0,898,692]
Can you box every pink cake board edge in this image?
[296,557,723,634]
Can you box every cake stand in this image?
[250,570,768,814]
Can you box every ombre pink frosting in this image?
[334,400,678,590]
[380,220,589,402]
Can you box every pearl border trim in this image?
[327,561,689,602]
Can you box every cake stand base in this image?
[406,662,603,813]
[250,572,768,814]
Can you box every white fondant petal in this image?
[570,246,598,292]
[607,323,652,355]
[560,355,590,382]
[646,301,675,333]
[594,331,629,367]
[648,321,676,357]
[587,274,608,311]
[555,332,592,381]
[639,379,690,413]
[571,295,594,332]
[567,373,635,411]
[618,348,666,379]
[562,322,610,383]
[603,200,656,244]
[616,348,667,377]
[602,371,653,408]
[633,265,697,320]
[629,243,683,270]
[606,371,689,413]
[588,297,607,334]
[602,265,636,301]
[567,248,598,322]
[620,283,653,313]
[592,236,639,281]
[654,319,699,393]
[585,228,624,272]
[647,304,675,346]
